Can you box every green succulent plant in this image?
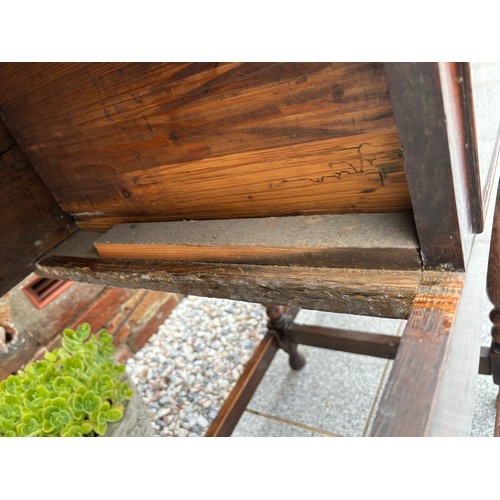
[0,323,133,437]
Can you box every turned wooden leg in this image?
[487,179,500,435]
[266,306,306,370]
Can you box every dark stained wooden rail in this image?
[371,272,466,436]
[453,63,483,233]
[384,63,482,271]
[205,332,279,437]
[287,323,400,360]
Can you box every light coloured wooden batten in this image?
[36,229,422,319]
[93,213,421,270]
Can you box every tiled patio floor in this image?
[233,204,498,437]
[232,307,497,437]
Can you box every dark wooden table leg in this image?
[206,305,304,436]
[487,179,500,435]
[266,305,306,370]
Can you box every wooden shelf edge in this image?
[36,239,422,320]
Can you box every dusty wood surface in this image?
[94,213,421,270]
[35,231,422,318]
[205,332,279,437]
[385,63,472,270]
[0,63,410,231]
[371,272,466,436]
[0,120,76,296]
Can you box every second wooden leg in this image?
[266,305,306,371]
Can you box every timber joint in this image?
[265,306,306,371]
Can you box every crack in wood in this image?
[0,143,17,157]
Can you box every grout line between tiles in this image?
[244,408,342,437]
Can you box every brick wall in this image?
[0,275,181,380]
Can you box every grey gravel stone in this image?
[126,296,266,436]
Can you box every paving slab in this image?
[245,345,388,437]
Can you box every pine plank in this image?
[0,63,410,231]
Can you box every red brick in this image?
[26,283,106,345]
[102,312,126,337]
[112,320,132,346]
[128,294,180,352]
[127,291,172,328]
[119,290,148,316]
[71,288,134,333]
[107,291,149,345]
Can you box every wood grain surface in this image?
[371,272,466,436]
[0,63,410,231]
[94,213,421,270]
[36,230,422,319]
[0,120,76,296]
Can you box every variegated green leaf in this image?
[61,424,83,437]
[105,408,123,422]
[94,421,107,436]
[76,323,91,342]
[44,350,58,363]
[82,392,101,414]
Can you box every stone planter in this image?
[105,374,155,437]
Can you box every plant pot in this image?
[105,373,155,437]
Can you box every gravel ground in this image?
[125,296,267,436]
